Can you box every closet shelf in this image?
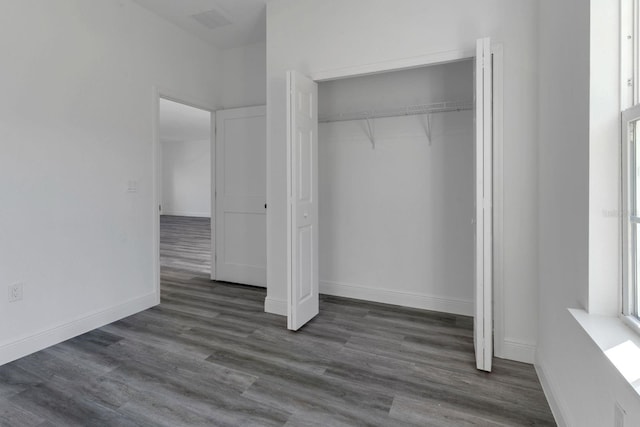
[318,101,473,123]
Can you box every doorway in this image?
[157,97,213,284]
[152,90,268,305]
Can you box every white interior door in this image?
[475,37,493,372]
[286,70,319,330]
[215,105,267,286]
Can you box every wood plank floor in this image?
[0,216,555,426]
[160,215,211,275]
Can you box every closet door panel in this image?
[474,37,493,372]
[287,70,319,331]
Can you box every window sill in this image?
[569,308,640,396]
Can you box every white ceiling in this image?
[133,0,266,50]
[159,98,211,143]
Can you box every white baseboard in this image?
[264,296,287,316]
[535,354,569,427]
[0,292,157,366]
[161,211,211,218]
[499,338,536,364]
[320,280,473,316]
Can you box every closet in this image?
[286,39,494,372]
[316,60,475,318]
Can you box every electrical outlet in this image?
[8,283,23,302]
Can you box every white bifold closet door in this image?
[214,106,267,287]
[474,37,493,372]
[286,70,319,331]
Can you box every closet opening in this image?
[316,60,475,317]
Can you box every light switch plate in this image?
[127,180,138,193]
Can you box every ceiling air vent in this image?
[191,8,232,30]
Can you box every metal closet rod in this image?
[318,100,473,123]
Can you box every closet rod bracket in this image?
[423,113,432,146]
[364,117,375,149]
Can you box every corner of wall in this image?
[535,350,570,427]
[264,296,287,316]
[500,339,536,364]
[0,293,157,366]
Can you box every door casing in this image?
[151,87,216,302]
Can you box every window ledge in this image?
[569,308,640,397]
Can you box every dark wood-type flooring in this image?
[160,215,211,274]
[0,215,555,426]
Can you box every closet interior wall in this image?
[317,60,475,316]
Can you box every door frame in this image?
[306,45,506,358]
[151,86,216,303]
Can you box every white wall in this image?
[266,0,539,363]
[220,41,266,109]
[537,0,640,425]
[588,0,620,315]
[161,139,211,217]
[0,0,220,364]
[318,61,474,315]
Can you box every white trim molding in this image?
[160,211,211,218]
[320,280,473,316]
[491,43,506,360]
[311,48,475,82]
[0,292,157,366]
[500,338,536,364]
[264,297,287,316]
[535,356,570,427]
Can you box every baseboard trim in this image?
[497,338,536,364]
[320,280,473,316]
[0,292,157,366]
[535,354,570,427]
[264,296,287,316]
[160,211,211,218]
